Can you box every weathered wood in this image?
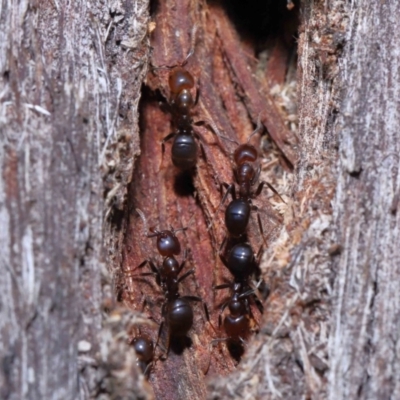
[0,1,151,399]
[3,0,399,399]
[210,0,400,399]
[328,1,400,399]
[120,1,296,399]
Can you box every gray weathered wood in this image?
[0,1,150,399]
[329,1,400,399]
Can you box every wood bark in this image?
[2,0,400,399]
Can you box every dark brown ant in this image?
[155,27,206,170]
[131,334,154,376]
[219,242,265,313]
[134,209,209,354]
[206,242,266,363]
[161,67,200,170]
[208,120,284,246]
[211,281,261,361]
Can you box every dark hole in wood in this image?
[173,170,195,197]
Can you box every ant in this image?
[131,334,154,377]
[219,242,265,313]
[209,119,284,247]
[133,209,209,354]
[211,281,261,361]
[209,242,266,362]
[156,27,205,170]
[162,67,199,170]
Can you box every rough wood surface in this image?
[3,0,400,399]
[0,1,151,399]
[210,0,400,399]
[329,1,400,398]
[120,1,297,399]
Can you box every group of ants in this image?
[126,44,285,378]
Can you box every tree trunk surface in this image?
[1,0,400,400]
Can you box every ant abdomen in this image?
[168,298,194,336]
[226,243,255,279]
[224,306,249,341]
[172,134,198,170]
[225,199,251,237]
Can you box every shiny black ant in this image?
[211,281,261,361]
[162,67,200,170]
[131,334,154,376]
[134,209,209,354]
[155,27,206,170]
[209,242,266,361]
[208,120,285,247]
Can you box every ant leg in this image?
[183,295,214,328]
[213,283,232,291]
[178,269,195,283]
[207,184,234,231]
[253,294,264,314]
[148,260,160,275]
[160,132,177,170]
[161,132,176,149]
[194,80,200,106]
[246,114,264,143]
[196,119,238,155]
[256,245,264,265]
[177,249,188,275]
[199,141,207,163]
[251,204,267,247]
[143,361,153,378]
[154,320,164,352]
[219,250,229,267]
[124,259,148,275]
[255,180,285,203]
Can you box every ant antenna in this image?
[199,119,239,154]
[136,208,149,236]
[182,24,198,65]
[152,24,199,71]
[247,113,264,143]
[167,213,196,235]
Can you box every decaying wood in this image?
[0,1,151,399]
[120,0,297,399]
[3,0,400,399]
[211,0,400,399]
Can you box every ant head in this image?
[234,144,258,166]
[148,228,181,257]
[169,67,195,95]
[132,336,154,363]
